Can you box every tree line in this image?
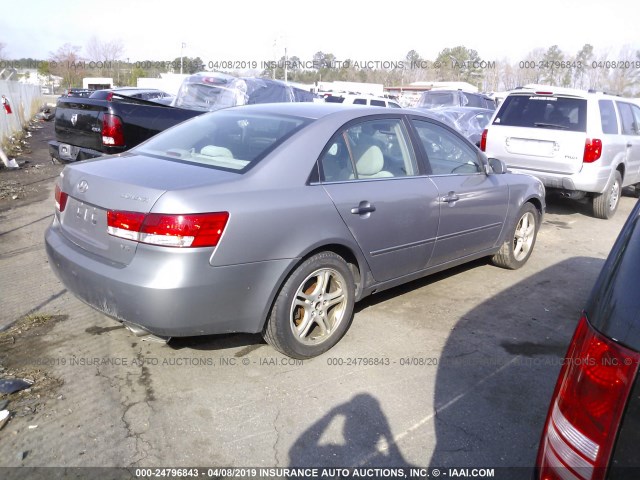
[1,38,639,96]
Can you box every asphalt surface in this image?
[0,121,637,477]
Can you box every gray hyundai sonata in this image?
[45,103,545,358]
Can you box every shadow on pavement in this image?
[427,256,604,472]
[288,393,415,468]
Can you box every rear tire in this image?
[593,171,622,219]
[492,203,539,270]
[263,252,355,359]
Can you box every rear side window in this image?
[599,100,619,134]
[371,100,386,107]
[493,95,587,132]
[617,102,640,135]
[353,98,367,105]
[587,211,640,350]
[319,118,418,181]
[465,93,484,108]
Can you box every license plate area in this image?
[59,143,80,161]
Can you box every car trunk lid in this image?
[57,153,238,265]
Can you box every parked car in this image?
[89,87,175,105]
[45,103,545,358]
[174,72,318,111]
[417,89,496,110]
[481,86,640,219]
[536,199,640,480]
[415,107,494,146]
[64,88,92,98]
[324,94,402,108]
[48,73,316,163]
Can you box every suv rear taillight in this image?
[536,314,640,480]
[583,139,602,163]
[107,211,229,248]
[480,129,488,151]
[102,113,124,147]
[55,184,68,212]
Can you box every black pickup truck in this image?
[49,88,200,162]
[49,75,318,162]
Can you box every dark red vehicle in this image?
[536,200,640,479]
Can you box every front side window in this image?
[319,118,418,181]
[353,98,367,105]
[371,100,386,107]
[412,120,481,175]
[617,102,640,135]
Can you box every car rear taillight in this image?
[55,184,68,212]
[480,129,488,151]
[107,211,229,248]
[102,113,124,147]
[583,139,602,163]
[536,314,640,480]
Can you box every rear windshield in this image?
[417,91,458,108]
[134,110,309,172]
[492,94,587,132]
[586,208,640,351]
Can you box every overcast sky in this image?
[2,0,639,64]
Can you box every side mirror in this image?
[488,157,507,174]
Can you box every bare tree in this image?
[49,43,84,88]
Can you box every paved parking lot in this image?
[0,123,637,475]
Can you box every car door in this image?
[320,117,440,283]
[617,101,640,183]
[410,118,509,267]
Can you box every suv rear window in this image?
[417,91,457,108]
[493,94,587,132]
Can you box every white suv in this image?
[324,94,402,108]
[481,86,640,218]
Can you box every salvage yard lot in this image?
[0,121,636,474]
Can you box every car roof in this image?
[223,102,396,120]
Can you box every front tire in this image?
[263,252,355,359]
[492,203,539,270]
[592,171,622,219]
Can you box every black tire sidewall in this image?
[507,203,539,268]
[270,252,355,359]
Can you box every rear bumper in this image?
[45,217,293,337]
[48,140,106,162]
[507,165,611,194]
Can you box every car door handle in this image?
[627,143,633,148]
[351,201,376,215]
[440,192,460,203]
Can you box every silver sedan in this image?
[45,103,545,358]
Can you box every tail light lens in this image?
[583,139,602,163]
[102,113,124,147]
[537,314,640,480]
[107,211,229,248]
[55,184,68,212]
[480,129,488,151]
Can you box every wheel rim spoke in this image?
[289,267,348,346]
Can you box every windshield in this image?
[135,110,310,172]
